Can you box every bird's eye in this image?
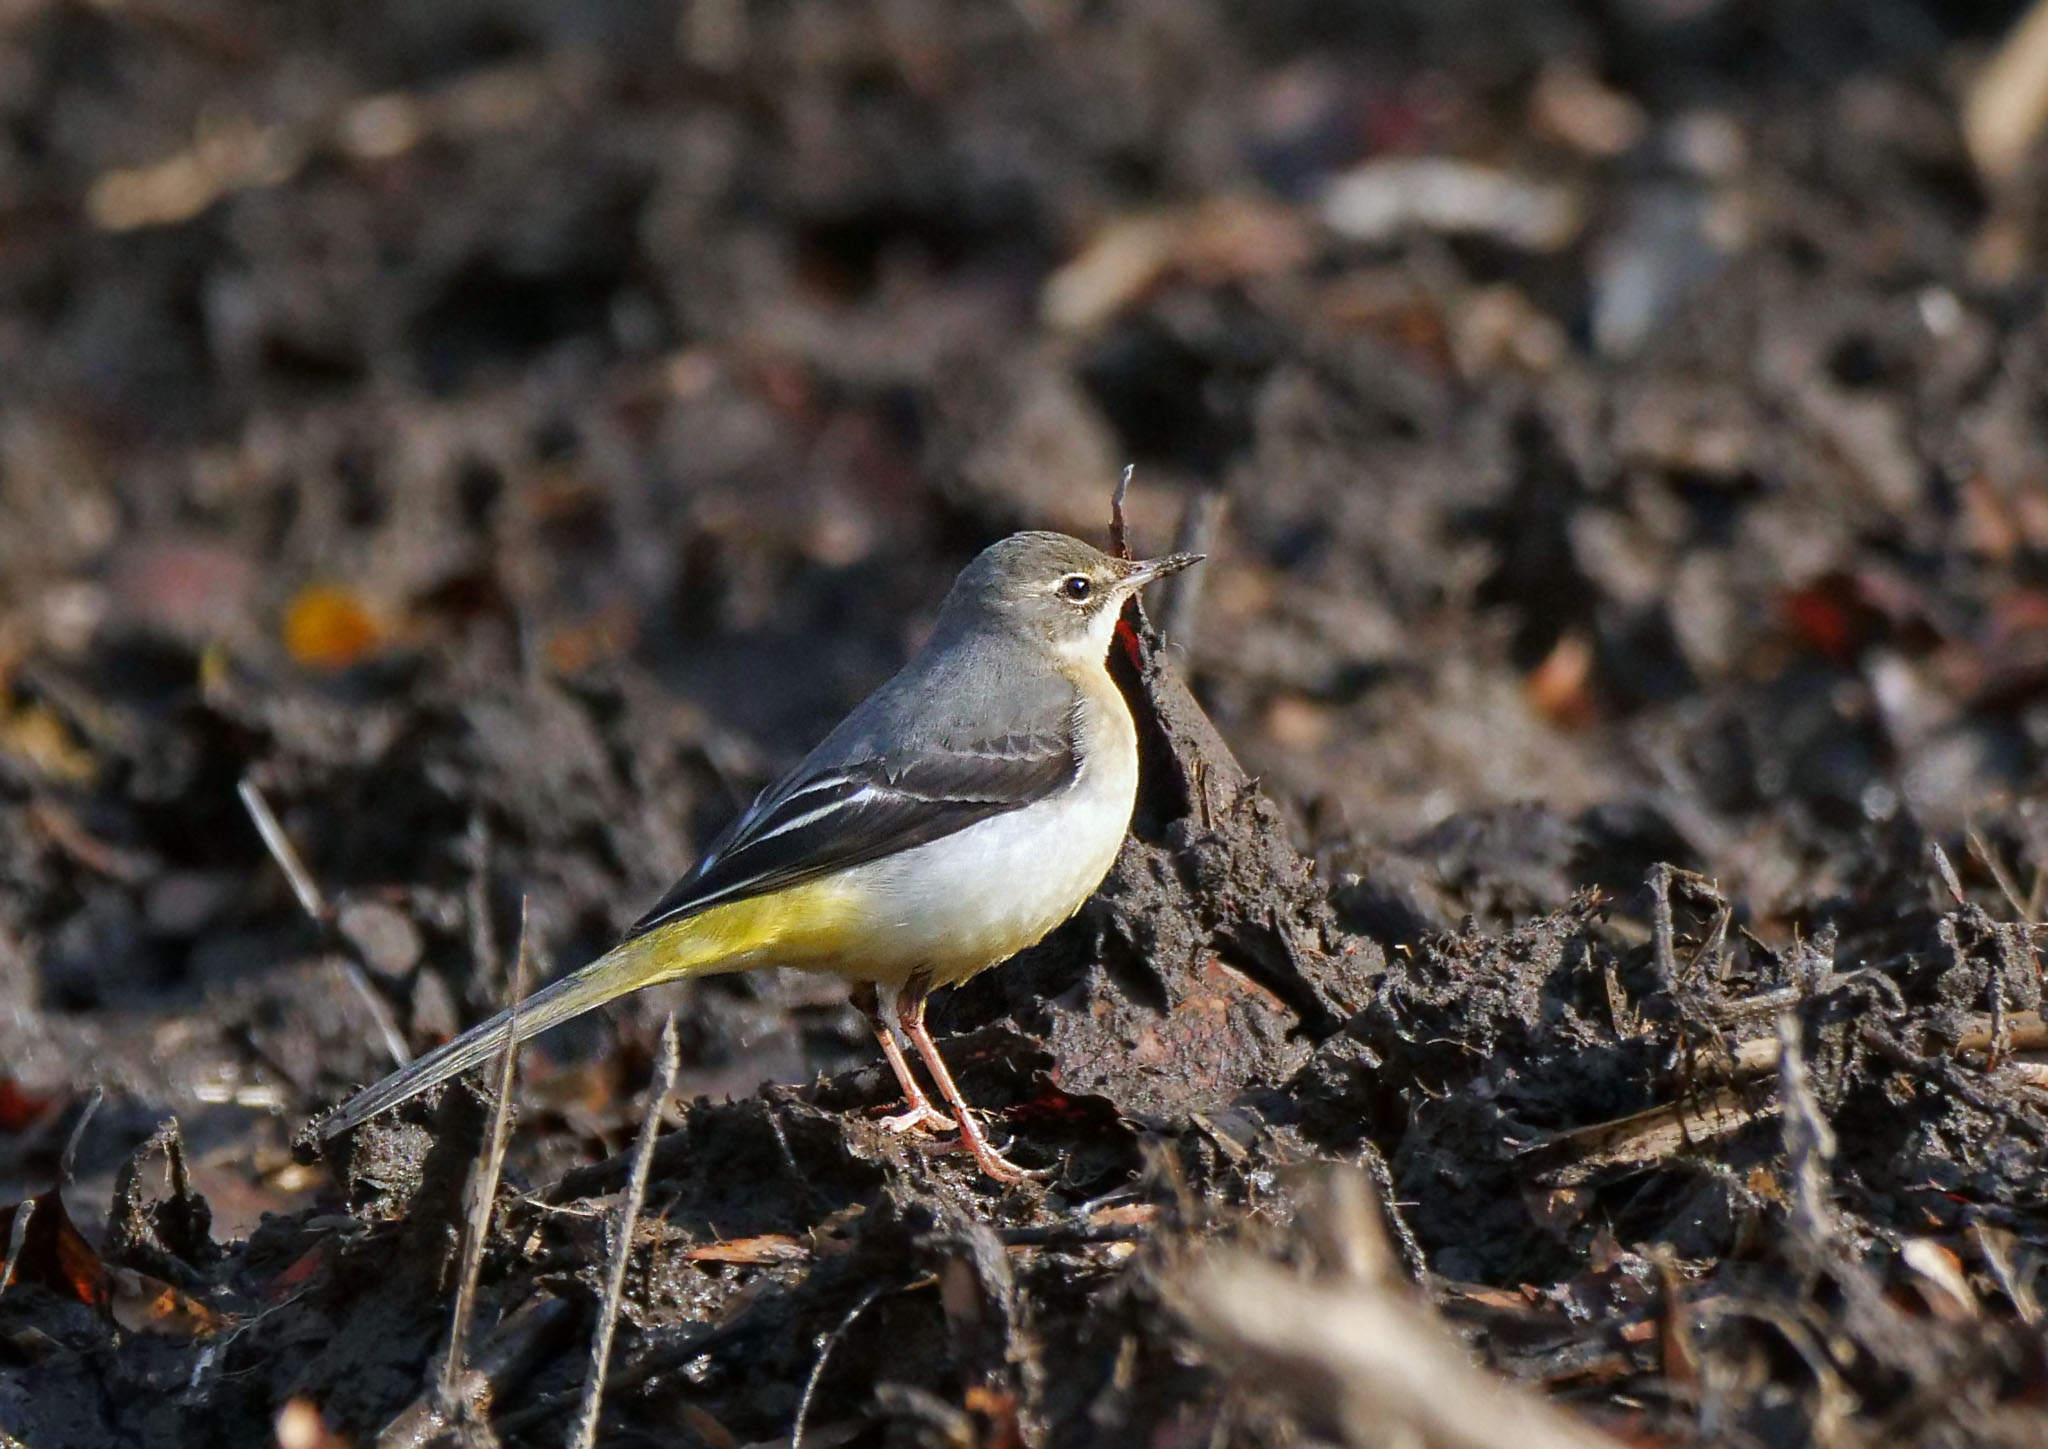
[1059,574,1093,602]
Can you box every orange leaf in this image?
[109,1266,227,1338]
[683,1234,807,1265]
[282,584,385,671]
[1526,631,1597,729]
[0,1189,108,1307]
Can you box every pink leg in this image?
[895,977,1043,1185]
[852,983,954,1133]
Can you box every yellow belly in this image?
[628,675,1139,992]
[630,777,1134,990]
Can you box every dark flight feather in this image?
[626,723,1081,938]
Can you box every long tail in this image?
[317,927,683,1140]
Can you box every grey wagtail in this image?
[316,532,1203,1182]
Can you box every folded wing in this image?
[626,720,1082,939]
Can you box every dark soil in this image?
[4,2,2048,1445]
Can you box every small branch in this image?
[1776,1011,1839,1250]
[1179,1202,1615,1449]
[239,777,329,922]
[0,1198,32,1303]
[377,1296,578,1449]
[792,1280,925,1449]
[338,958,413,1068]
[1967,824,2033,921]
[995,1221,1153,1249]
[1109,463,1134,560]
[59,1086,102,1185]
[1648,864,1678,988]
[244,774,412,1066]
[1932,842,1966,907]
[1523,1084,1776,1186]
[570,1015,680,1449]
[433,898,532,1424]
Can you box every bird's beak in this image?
[1121,552,1205,590]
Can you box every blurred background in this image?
[2,0,2048,1219]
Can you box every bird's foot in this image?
[877,1101,957,1135]
[954,1118,1054,1185]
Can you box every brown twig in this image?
[242,774,412,1067]
[376,1296,579,1449]
[1178,1174,1616,1449]
[59,1086,101,1186]
[465,812,503,1010]
[1529,1009,2048,1183]
[1932,842,1966,906]
[0,1198,31,1304]
[1523,1084,1776,1186]
[1737,1011,2046,1076]
[338,958,414,1069]
[792,1279,931,1449]
[570,1014,680,1449]
[434,899,532,1424]
[1109,463,1134,560]
[1648,863,1679,987]
[1967,824,2033,921]
[1776,1011,1838,1251]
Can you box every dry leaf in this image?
[282,584,385,670]
[0,1190,108,1307]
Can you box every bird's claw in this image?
[877,1102,957,1135]
[956,1120,1054,1185]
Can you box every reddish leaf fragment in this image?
[109,1266,227,1338]
[0,1079,59,1133]
[683,1234,807,1265]
[0,1190,109,1307]
[265,1244,326,1302]
[1526,631,1597,729]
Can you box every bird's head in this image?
[940,530,1204,665]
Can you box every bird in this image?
[315,531,1203,1182]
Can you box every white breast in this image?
[825,682,1139,988]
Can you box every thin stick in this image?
[238,777,329,922]
[1109,464,1134,560]
[570,1014,680,1449]
[1932,842,1966,906]
[465,813,502,1006]
[1180,1253,1614,1449]
[243,774,415,1068]
[378,1297,578,1449]
[1967,824,2033,921]
[0,1198,32,1302]
[339,958,414,1068]
[792,1281,902,1449]
[59,1086,102,1185]
[434,898,532,1423]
